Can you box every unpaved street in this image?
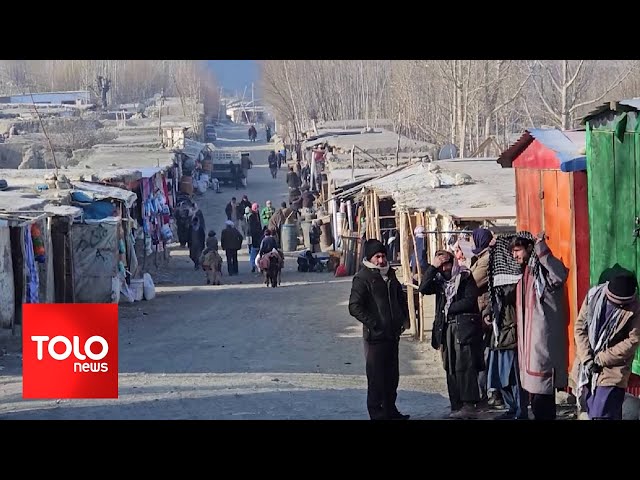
[0,124,452,420]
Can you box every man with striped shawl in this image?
[573,271,640,419]
[511,231,569,420]
[484,233,530,419]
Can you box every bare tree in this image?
[96,75,111,109]
[527,60,639,129]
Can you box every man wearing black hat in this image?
[573,270,640,420]
[348,238,411,420]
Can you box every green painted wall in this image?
[587,113,640,375]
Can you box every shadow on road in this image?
[0,388,450,420]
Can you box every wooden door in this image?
[588,130,636,283]
[515,168,543,233]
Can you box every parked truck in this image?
[209,150,242,185]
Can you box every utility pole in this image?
[158,88,165,141]
[217,86,223,123]
[251,82,255,124]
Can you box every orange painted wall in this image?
[514,167,580,377]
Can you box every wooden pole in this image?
[365,193,371,239]
[373,191,381,240]
[351,145,356,181]
[354,145,387,170]
[400,211,417,338]
[407,211,425,341]
[356,205,363,264]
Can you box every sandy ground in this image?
[0,123,456,420]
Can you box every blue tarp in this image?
[71,191,115,220]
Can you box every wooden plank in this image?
[588,130,615,285]
[614,132,636,275]
[527,169,543,234]
[572,171,590,303]
[635,132,640,294]
[374,191,381,240]
[542,169,574,377]
[515,168,529,231]
[400,212,417,338]
[407,212,426,342]
[558,173,580,378]
[542,170,559,254]
[554,173,573,270]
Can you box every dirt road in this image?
[0,124,452,420]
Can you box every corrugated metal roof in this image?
[138,167,165,179]
[496,131,533,168]
[178,138,209,161]
[582,98,640,124]
[497,128,586,172]
[344,160,515,218]
[71,181,138,208]
[529,128,586,172]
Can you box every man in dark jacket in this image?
[247,208,263,273]
[286,166,301,190]
[220,220,243,275]
[348,239,411,420]
[419,249,482,419]
[225,197,239,225]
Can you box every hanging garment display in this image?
[24,225,39,303]
[30,222,46,263]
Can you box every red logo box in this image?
[22,304,118,399]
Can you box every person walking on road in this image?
[268,151,278,179]
[348,239,411,420]
[188,209,206,270]
[225,197,239,227]
[221,220,243,276]
[248,204,263,273]
[286,166,301,190]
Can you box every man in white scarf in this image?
[349,239,411,420]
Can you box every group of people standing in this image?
[349,228,640,421]
[220,195,294,277]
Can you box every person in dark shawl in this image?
[573,270,640,420]
[419,249,482,419]
[470,227,502,408]
[175,198,194,247]
[188,209,206,270]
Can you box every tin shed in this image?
[497,128,589,376]
[582,99,640,379]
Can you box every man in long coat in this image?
[420,249,483,419]
[511,231,569,420]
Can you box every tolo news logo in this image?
[22,304,118,399]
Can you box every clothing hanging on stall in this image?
[24,225,39,304]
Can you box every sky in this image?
[207,60,259,97]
